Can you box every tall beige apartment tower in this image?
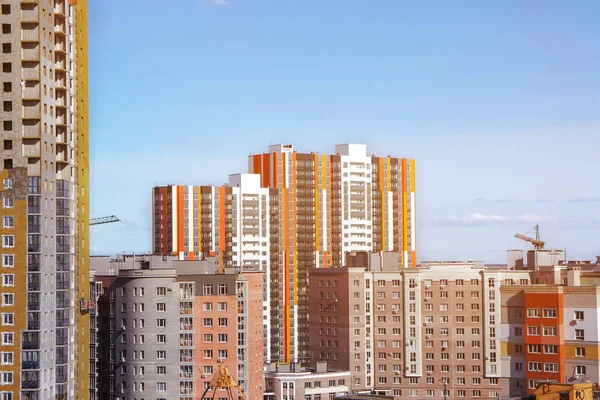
[0,1,90,399]
[249,144,416,362]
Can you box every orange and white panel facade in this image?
[249,143,417,363]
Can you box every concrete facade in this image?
[89,254,264,400]
[0,1,90,399]
[308,251,600,399]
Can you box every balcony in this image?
[54,20,66,36]
[21,23,39,41]
[28,302,40,311]
[23,341,40,350]
[21,43,39,60]
[22,61,40,80]
[54,1,66,16]
[23,139,41,158]
[21,380,40,389]
[22,101,41,119]
[22,86,39,100]
[22,119,41,138]
[55,38,66,53]
[22,360,40,370]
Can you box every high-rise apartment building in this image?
[308,251,559,399]
[500,266,600,398]
[90,255,265,400]
[152,144,416,363]
[249,144,416,362]
[152,173,278,360]
[0,1,89,399]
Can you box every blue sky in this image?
[88,0,600,263]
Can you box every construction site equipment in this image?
[90,215,120,226]
[515,224,545,250]
[199,362,246,400]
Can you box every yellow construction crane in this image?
[514,224,545,250]
[199,362,247,400]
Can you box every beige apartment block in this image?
[0,1,90,399]
[307,251,576,399]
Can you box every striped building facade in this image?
[248,144,416,361]
[152,173,279,361]
[152,143,416,363]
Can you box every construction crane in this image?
[90,215,120,226]
[199,362,247,400]
[514,224,545,250]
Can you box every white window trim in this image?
[1,217,13,229]
[1,236,14,249]
[1,313,14,326]
[1,256,14,269]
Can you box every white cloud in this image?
[567,197,600,203]
[438,213,549,226]
[201,0,230,5]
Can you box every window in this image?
[203,284,213,295]
[156,303,166,312]
[218,318,227,327]
[218,349,227,358]
[544,363,559,373]
[218,302,227,311]
[576,366,587,375]
[218,334,227,343]
[156,319,166,328]
[156,350,166,359]
[217,284,227,295]
[204,334,213,343]
[1,294,13,306]
[203,302,213,311]
[156,287,166,296]
[1,351,13,365]
[2,217,12,228]
[544,345,558,354]
[529,380,537,390]
[543,309,557,318]
[156,382,166,391]
[528,308,540,318]
[2,198,13,208]
[1,255,13,268]
[156,334,166,344]
[2,274,15,287]
[528,362,542,371]
[528,344,541,353]
[0,372,12,385]
[156,366,166,375]
[527,326,540,336]
[543,326,557,336]
[203,318,213,327]
[514,327,522,337]
[1,314,13,326]
[2,236,14,248]
[1,332,13,345]
[575,311,584,321]
[575,329,585,340]
[576,347,586,357]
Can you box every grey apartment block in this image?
[113,268,181,399]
